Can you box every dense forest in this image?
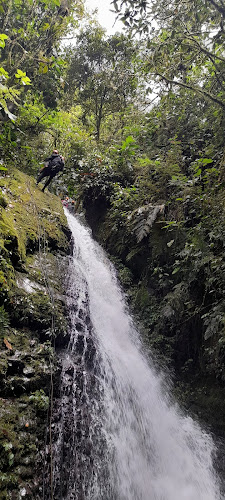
[1,0,225,497]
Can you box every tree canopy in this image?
[0,0,84,117]
[65,27,139,140]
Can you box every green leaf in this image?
[15,69,31,85]
[0,83,8,92]
[202,158,213,166]
[21,76,32,85]
[0,67,9,79]
[0,34,8,49]
[9,452,14,466]
[15,69,26,78]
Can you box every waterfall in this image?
[51,210,221,500]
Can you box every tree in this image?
[112,0,225,109]
[65,27,138,140]
[0,0,84,72]
[0,0,85,118]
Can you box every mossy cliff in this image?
[83,192,225,438]
[0,168,71,499]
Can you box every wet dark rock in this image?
[76,334,84,354]
[7,358,25,376]
[84,338,96,370]
[65,364,74,377]
[54,330,70,348]
[76,321,84,332]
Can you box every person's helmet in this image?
[53,149,59,154]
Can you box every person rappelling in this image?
[36,149,65,192]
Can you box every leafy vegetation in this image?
[2,0,225,387]
[65,27,139,140]
[1,0,225,493]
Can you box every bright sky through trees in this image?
[84,0,123,33]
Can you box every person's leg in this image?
[42,175,53,192]
[37,170,47,185]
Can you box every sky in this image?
[84,0,123,34]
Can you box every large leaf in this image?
[129,203,165,243]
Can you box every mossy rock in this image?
[0,167,70,267]
[0,395,44,497]
[0,167,71,497]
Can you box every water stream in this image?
[51,210,221,499]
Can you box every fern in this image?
[126,246,142,262]
[129,203,165,243]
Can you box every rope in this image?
[27,181,55,500]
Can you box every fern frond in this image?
[129,203,165,243]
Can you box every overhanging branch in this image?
[156,72,225,108]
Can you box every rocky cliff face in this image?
[0,168,71,499]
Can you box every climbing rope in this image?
[27,181,55,500]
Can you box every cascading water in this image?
[50,210,221,500]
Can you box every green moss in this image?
[0,167,70,497]
[0,210,20,261]
[0,355,8,378]
[0,166,70,307]
[0,167,69,268]
[29,389,49,413]
[0,305,9,336]
[0,395,44,496]
[0,213,18,241]
[0,195,7,208]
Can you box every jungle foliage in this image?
[1,0,225,433]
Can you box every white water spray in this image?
[62,210,221,500]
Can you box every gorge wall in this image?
[0,168,70,499]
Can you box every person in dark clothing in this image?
[36,150,65,192]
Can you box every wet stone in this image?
[65,364,74,377]
[76,335,85,354]
[7,359,25,376]
[76,321,85,332]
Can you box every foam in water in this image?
[59,210,221,500]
